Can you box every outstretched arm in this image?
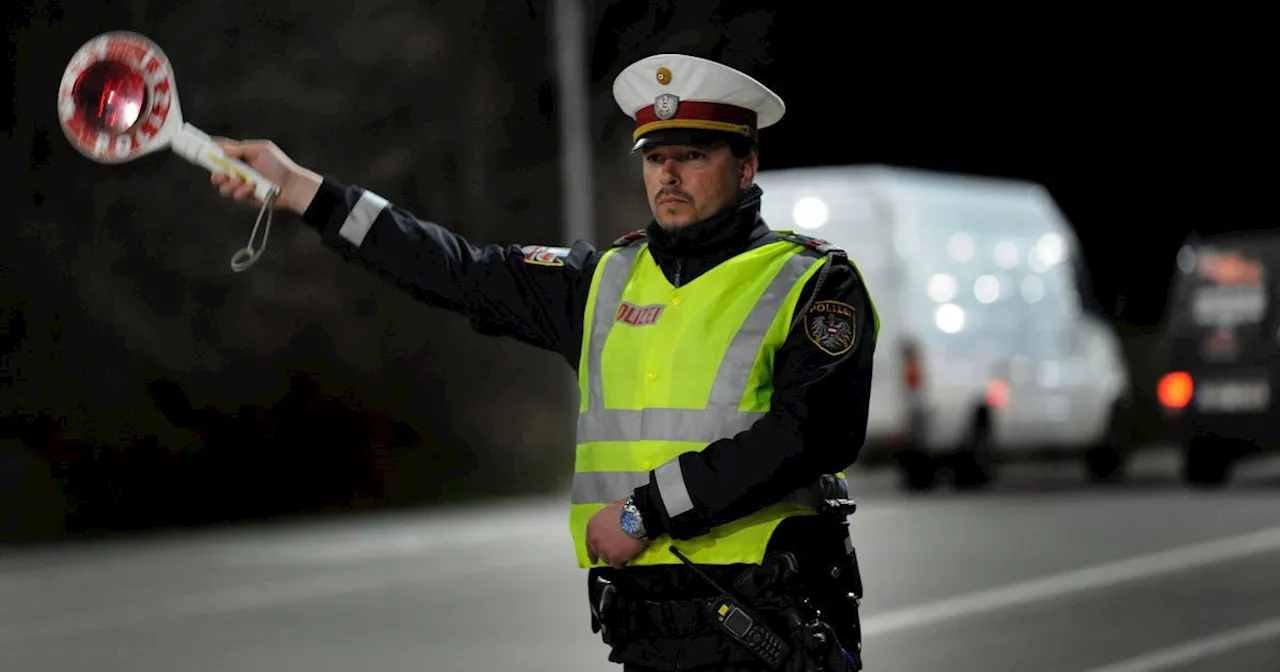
[210,139,602,363]
[300,175,601,360]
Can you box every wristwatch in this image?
[620,495,648,541]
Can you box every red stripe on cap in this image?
[635,100,757,130]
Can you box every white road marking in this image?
[1079,617,1280,672]
[862,524,1280,637]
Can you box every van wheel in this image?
[1085,447,1126,482]
[1084,400,1133,483]
[951,452,993,489]
[952,408,994,489]
[1183,438,1232,488]
[895,449,938,492]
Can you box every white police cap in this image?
[612,53,785,151]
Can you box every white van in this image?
[754,165,1134,490]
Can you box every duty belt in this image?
[605,592,723,638]
[591,551,801,640]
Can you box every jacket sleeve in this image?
[300,176,601,365]
[630,257,877,540]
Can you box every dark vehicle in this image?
[1156,233,1280,486]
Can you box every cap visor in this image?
[632,128,744,152]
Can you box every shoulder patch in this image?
[611,229,648,247]
[778,232,844,256]
[521,245,571,267]
[805,300,857,356]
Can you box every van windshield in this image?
[911,225,1081,349]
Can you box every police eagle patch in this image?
[806,300,856,356]
[521,245,570,267]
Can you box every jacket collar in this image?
[643,184,769,260]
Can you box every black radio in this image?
[670,547,791,669]
[710,594,791,668]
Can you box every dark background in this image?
[2,1,1275,540]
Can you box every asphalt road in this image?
[2,447,1279,672]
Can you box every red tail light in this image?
[1158,371,1193,409]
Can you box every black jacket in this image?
[301,179,877,542]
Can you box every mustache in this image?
[656,188,692,203]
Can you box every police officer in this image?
[211,53,876,671]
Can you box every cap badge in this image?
[655,67,672,85]
[653,93,680,121]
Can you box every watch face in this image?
[622,508,642,536]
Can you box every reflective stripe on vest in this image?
[569,238,851,568]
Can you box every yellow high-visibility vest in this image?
[569,231,874,569]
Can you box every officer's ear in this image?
[737,154,758,190]
[726,136,757,189]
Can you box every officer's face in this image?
[642,144,757,230]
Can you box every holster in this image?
[773,550,863,671]
[776,504,864,671]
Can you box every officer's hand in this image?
[586,499,650,569]
[208,137,323,216]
